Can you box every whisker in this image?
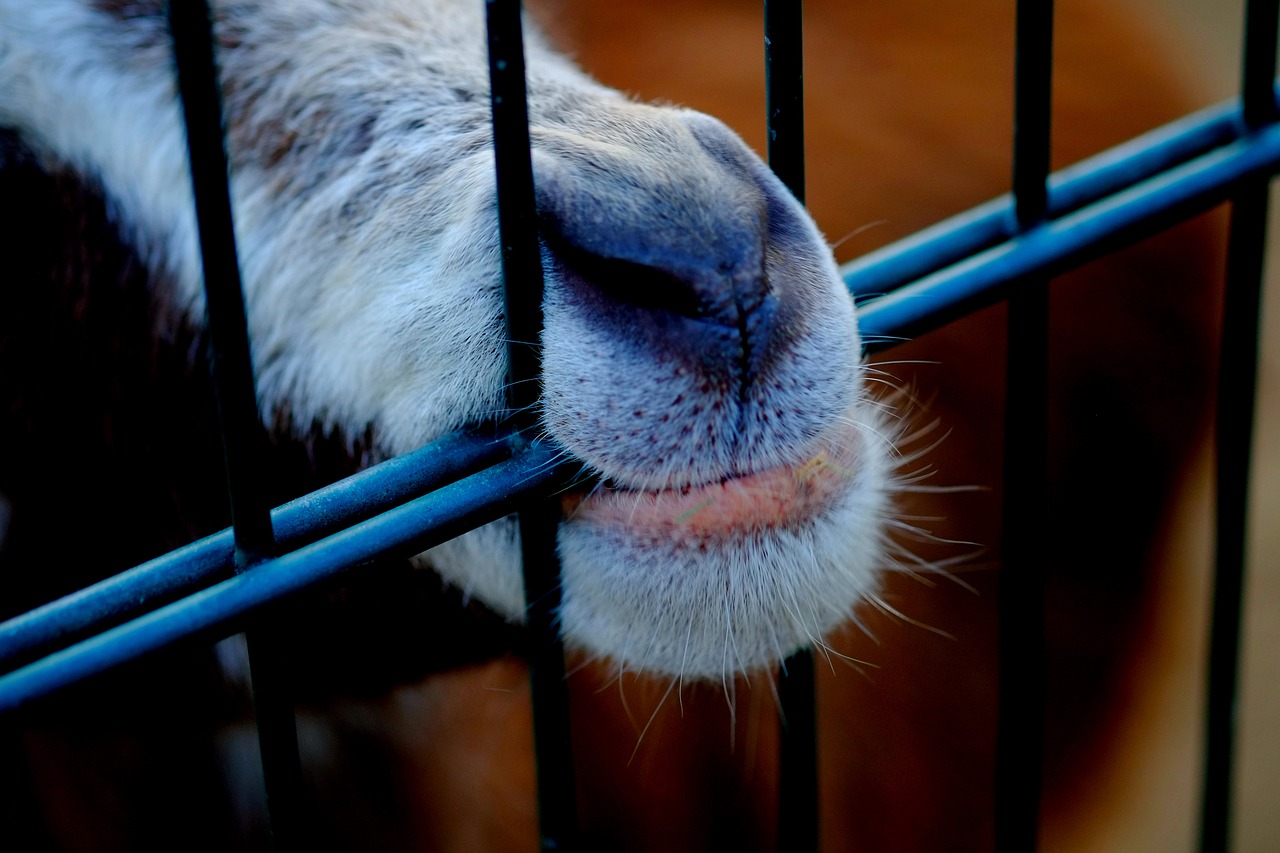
[864,592,956,640]
[829,218,890,252]
[628,676,679,766]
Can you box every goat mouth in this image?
[561,420,861,539]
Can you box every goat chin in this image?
[0,0,1227,850]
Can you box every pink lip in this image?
[563,422,860,539]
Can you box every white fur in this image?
[0,0,895,679]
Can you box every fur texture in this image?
[0,0,892,678]
[0,0,1233,850]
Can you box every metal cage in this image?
[0,0,1276,850]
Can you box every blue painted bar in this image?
[0,440,577,713]
[856,118,1280,348]
[4,96,1280,711]
[841,97,1245,301]
[0,430,514,670]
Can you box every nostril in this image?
[544,235,710,321]
[531,129,772,328]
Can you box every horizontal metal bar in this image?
[0,429,514,670]
[0,440,577,713]
[5,93,1280,710]
[856,111,1280,347]
[842,95,1247,300]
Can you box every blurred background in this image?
[540,0,1280,849]
[5,1,1272,850]
[1139,2,1280,851]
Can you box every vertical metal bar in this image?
[487,0,545,424]
[776,652,818,852]
[1202,183,1269,853]
[997,2,1053,851]
[484,2,578,850]
[166,1,302,849]
[1200,4,1278,851]
[765,0,806,202]
[997,265,1049,853]
[1012,2,1053,230]
[166,0,274,557]
[765,2,818,851]
[1241,0,1280,131]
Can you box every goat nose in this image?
[531,137,772,329]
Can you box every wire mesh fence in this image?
[0,0,1276,850]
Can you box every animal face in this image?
[0,0,892,679]
[451,106,891,678]
[1,1,1243,849]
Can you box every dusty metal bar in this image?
[7,96,1266,679]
